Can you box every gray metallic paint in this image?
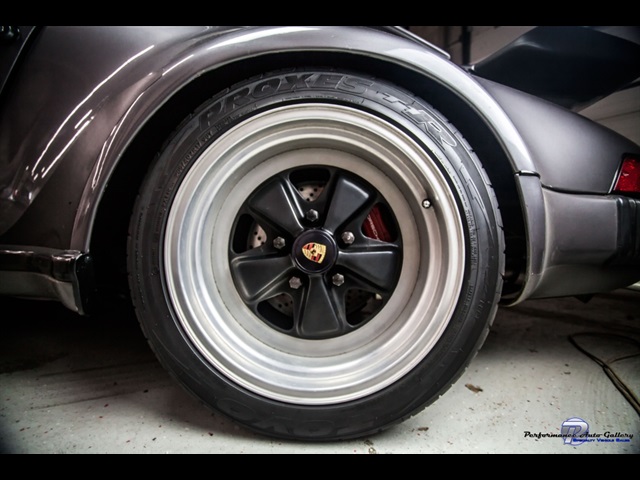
[1,26,541,243]
[0,26,230,241]
[476,77,640,194]
[0,26,543,305]
[0,26,639,309]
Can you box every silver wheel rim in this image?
[165,104,465,405]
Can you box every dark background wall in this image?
[408,26,640,145]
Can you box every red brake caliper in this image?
[362,205,392,242]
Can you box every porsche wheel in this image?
[128,69,504,440]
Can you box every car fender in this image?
[0,26,546,304]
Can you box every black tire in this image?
[128,68,504,441]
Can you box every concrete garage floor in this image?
[1,289,639,454]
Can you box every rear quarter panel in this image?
[0,26,218,244]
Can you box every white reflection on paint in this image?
[32,44,155,179]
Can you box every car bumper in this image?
[0,248,93,314]
[528,191,640,299]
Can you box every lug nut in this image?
[305,209,319,222]
[422,199,432,209]
[341,231,355,245]
[273,237,286,249]
[289,276,303,289]
[332,273,345,287]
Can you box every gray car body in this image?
[1,25,639,313]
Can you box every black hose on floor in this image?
[568,332,640,416]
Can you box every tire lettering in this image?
[253,78,281,98]
[337,76,373,94]
[200,100,223,130]
[216,397,341,438]
[200,74,374,131]
[201,75,457,153]
[280,73,314,91]
[184,138,204,163]
[249,415,338,438]
[381,93,457,147]
[199,87,251,129]
[216,397,257,422]
[380,92,404,105]
[293,421,336,437]
[227,87,252,108]
[404,105,457,147]
[312,74,342,89]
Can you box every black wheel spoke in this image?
[323,175,374,232]
[248,177,305,236]
[230,251,294,303]
[294,276,348,338]
[337,245,401,292]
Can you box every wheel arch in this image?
[86,31,537,305]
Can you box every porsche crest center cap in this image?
[293,230,337,274]
[302,242,326,264]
